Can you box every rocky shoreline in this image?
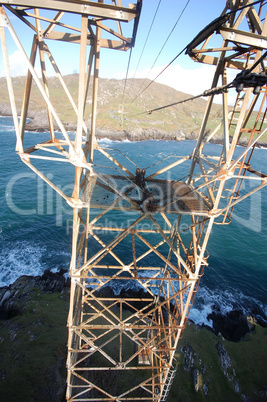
[1,107,267,147]
[0,270,266,339]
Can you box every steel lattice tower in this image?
[1,1,266,401]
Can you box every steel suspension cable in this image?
[129,0,162,85]
[131,45,187,104]
[132,48,267,117]
[133,0,191,100]
[121,46,133,108]
[131,0,267,105]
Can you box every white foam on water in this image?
[189,305,213,327]
[98,137,135,144]
[0,241,46,287]
[0,239,71,287]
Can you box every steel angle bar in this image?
[42,10,65,36]
[23,140,68,156]
[1,10,75,152]
[230,174,267,181]
[27,142,66,156]
[198,156,220,171]
[42,43,89,136]
[0,27,22,153]
[93,20,131,44]
[20,35,38,144]
[91,232,125,266]
[117,372,165,400]
[97,147,139,169]
[72,330,121,365]
[146,156,191,180]
[128,237,167,266]
[220,26,267,50]
[98,147,135,178]
[27,13,83,36]
[1,0,138,22]
[76,14,89,152]
[92,226,172,234]
[21,158,73,204]
[35,8,55,142]
[212,180,267,217]
[75,281,128,325]
[4,4,37,32]
[134,231,183,277]
[21,154,71,162]
[228,127,267,171]
[122,334,165,368]
[197,160,216,205]
[69,370,114,400]
[150,215,198,278]
[247,6,264,33]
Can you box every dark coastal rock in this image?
[181,342,197,372]
[193,368,200,392]
[215,341,232,374]
[0,269,68,320]
[249,306,267,328]
[207,309,250,342]
[94,285,115,299]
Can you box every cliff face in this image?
[0,272,266,402]
[0,75,223,138]
[1,75,267,147]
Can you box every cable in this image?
[121,47,133,108]
[130,0,162,84]
[120,0,162,113]
[131,45,187,104]
[132,48,267,118]
[134,0,191,99]
[132,0,267,104]
[131,84,231,117]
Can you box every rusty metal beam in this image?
[1,0,138,21]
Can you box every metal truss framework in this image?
[0,0,266,401]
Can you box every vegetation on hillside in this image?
[0,275,266,402]
[0,75,223,135]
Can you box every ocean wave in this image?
[0,240,71,287]
[0,241,46,287]
[0,126,15,132]
[190,285,267,326]
[98,137,137,144]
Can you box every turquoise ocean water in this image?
[1,116,266,325]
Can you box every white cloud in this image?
[0,49,28,77]
[154,64,216,96]
[125,63,216,96]
[126,63,240,105]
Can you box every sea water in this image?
[1,116,266,326]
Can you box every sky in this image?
[0,0,248,99]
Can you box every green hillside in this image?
[0,75,222,136]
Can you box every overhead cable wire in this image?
[129,0,162,85]
[134,0,191,99]
[120,0,162,111]
[131,45,187,104]
[132,84,231,117]
[121,46,133,108]
[131,0,267,105]
[132,49,267,117]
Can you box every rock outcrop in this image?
[0,269,68,319]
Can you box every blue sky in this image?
[0,1,234,96]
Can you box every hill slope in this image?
[0,75,223,140]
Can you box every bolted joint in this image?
[0,8,8,27]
